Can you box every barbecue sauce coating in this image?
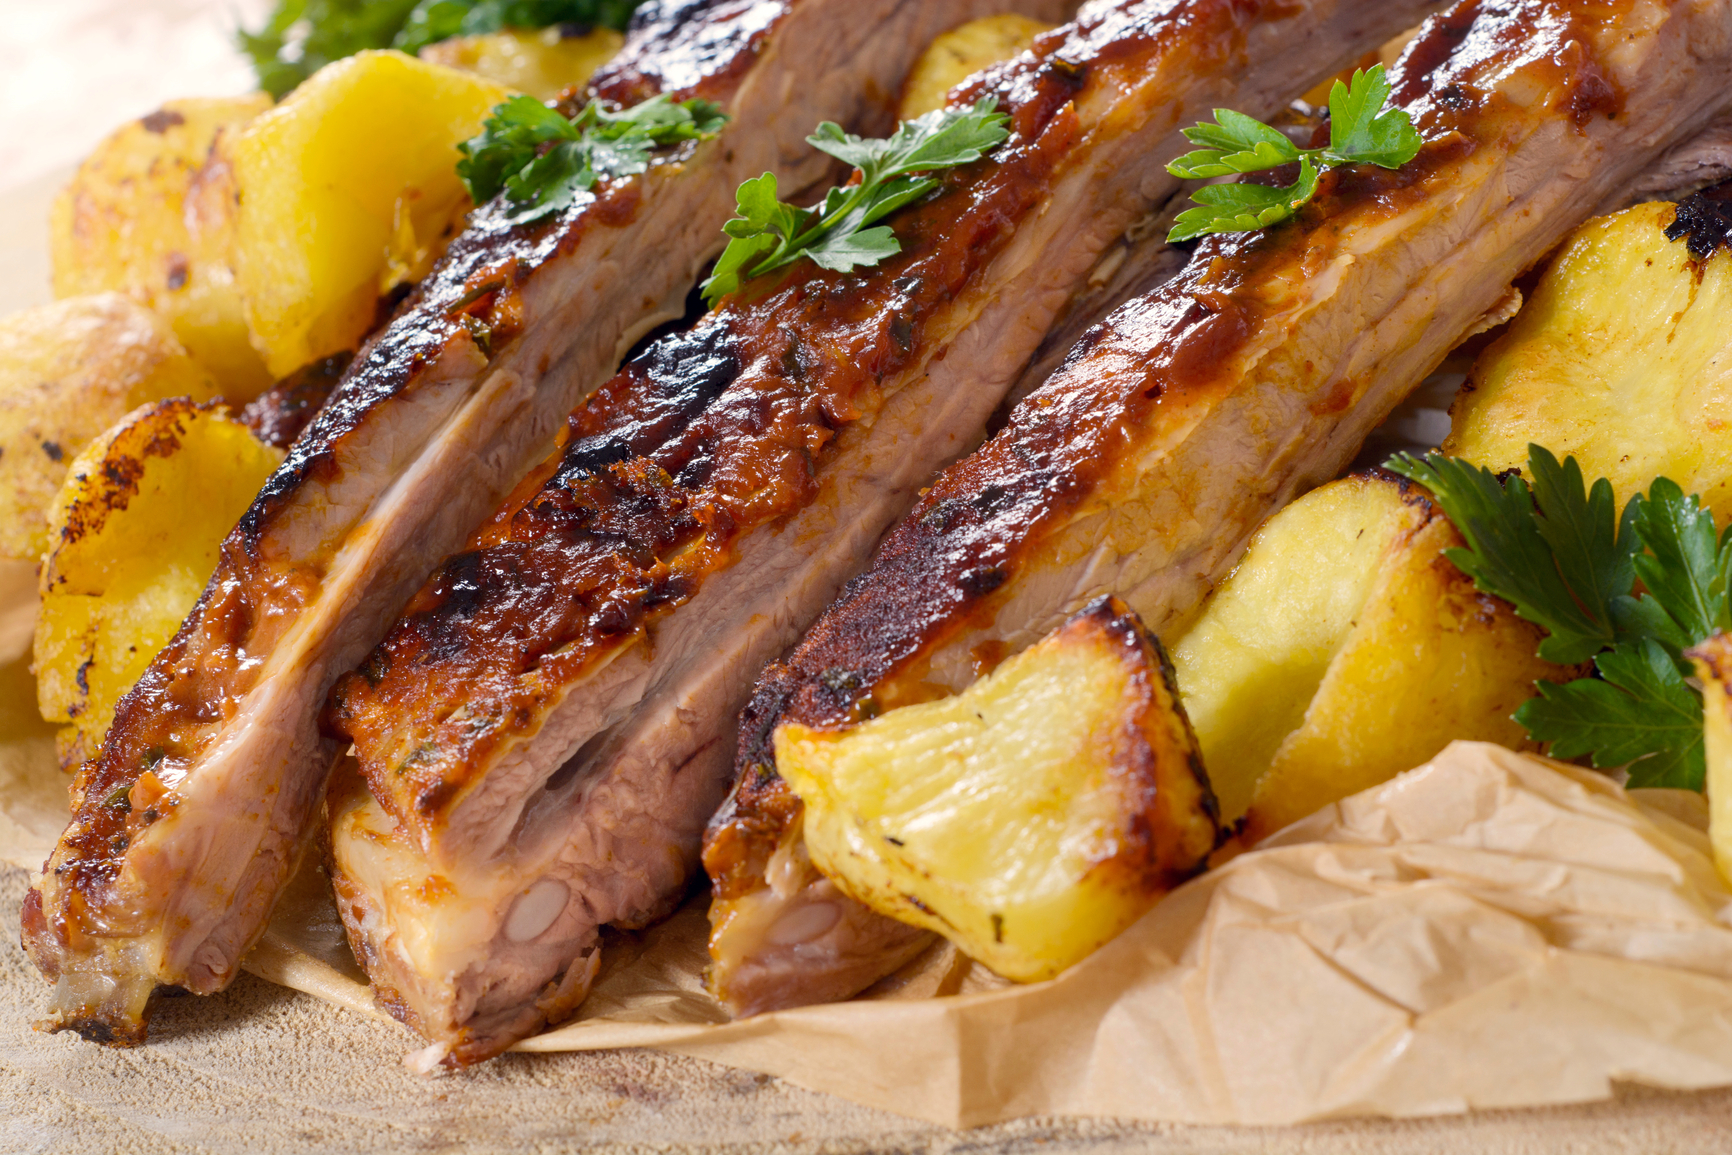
[702,0,1645,901]
[21,0,793,1034]
[327,0,1278,839]
[20,165,645,1011]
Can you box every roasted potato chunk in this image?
[0,295,219,562]
[49,95,276,399]
[1240,504,1570,842]
[34,398,283,767]
[420,26,624,100]
[1172,473,1572,841]
[898,14,1054,119]
[1170,475,1421,822]
[1690,634,1732,887]
[775,597,1218,983]
[227,51,510,377]
[1446,201,1732,522]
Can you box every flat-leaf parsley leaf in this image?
[700,96,1010,305]
[1388,443,1732,790]
[1383,446,1633,665]
[1165,65,1422,242]
[458,93,727,224]
[1517,638,1706,789]
[1615,476,1732,653]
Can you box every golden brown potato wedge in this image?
[49,95,275,399]
[1170,474,1424,822]
[34,398,283,767]
[1689,634,1732,888]
[227,51,510,377]
[419,26,623,100]
[775,597,1218,983]
[0,295,219,562]
[1445,201,1732,522]
[1240,503,1570,842]
[1171,473,1573,842]
[897,14,1055,119]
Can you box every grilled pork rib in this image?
[19,0,1066,1045]
[325,0,1439,1064]
[706,0,1732,1014]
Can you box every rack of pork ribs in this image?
[28,0,1732,1071]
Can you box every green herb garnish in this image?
[700,96,1011,305]
[395,0,643,56]
[1519,639,1707,788]
[1164,65,1422,242]
[1388,445,1732,789]
[1385,448,1632,666]
[458,94,727,223]
[240,0,645,99]
[240,0,421,99]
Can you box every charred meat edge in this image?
[325,0,1441,1065]
[20,0,1011,1045]
[704,0,1732,1015]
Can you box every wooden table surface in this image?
[6,5,1732,1151]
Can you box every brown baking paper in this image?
[8,547,1732,1127]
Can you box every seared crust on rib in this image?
[706,0,1732,1014]
[19,0,1000,1045]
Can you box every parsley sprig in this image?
[1388,445,1732,789]
[700,96,1011,305]
[395,0,643,56]
[457,94,727,223]
[240,0,644,99]
[1164,65,1422,242]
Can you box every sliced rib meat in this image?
[18,0,1064,1045]
[325,0,1441,1064]
[705,0,1732,1015]
[1622,111,1732,203]
[1004,105,1334,411]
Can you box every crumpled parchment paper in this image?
[7,550,1732,1127]
[514,741,1732,1127]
